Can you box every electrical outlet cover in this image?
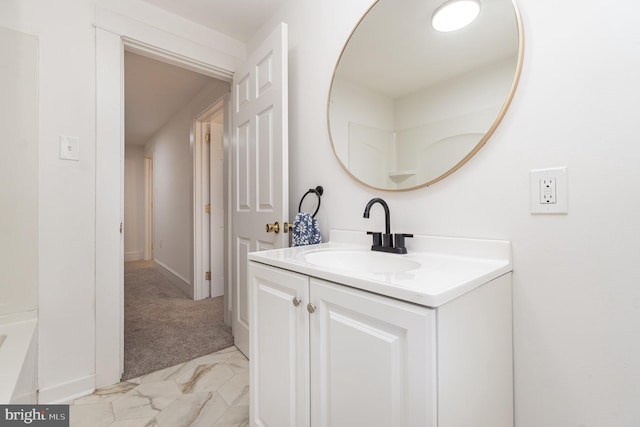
[530,167,567,214]
[59,135,80,161]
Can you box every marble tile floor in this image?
[69,346,249,427]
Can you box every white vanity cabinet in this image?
[249,261,436,427]
[248,259,513,427]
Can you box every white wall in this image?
[1,0,99,401]
[255,0,640,425]
[124,145,145,261]
[0,27,38,318]
[145,80,230,294]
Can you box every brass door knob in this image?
[266,221,280,233]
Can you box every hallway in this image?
[123,261,233,380]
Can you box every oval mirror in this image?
[328,0,523,190]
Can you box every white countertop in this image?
[248,230,512,307]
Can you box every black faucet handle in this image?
[394,233,413,252]
[367,231,382,247]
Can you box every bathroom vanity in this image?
[248,230,513,427]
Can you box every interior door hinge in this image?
[120,222,123,234]
[205,272,211,281]
[204,133,211,143]
[205,204,211,214]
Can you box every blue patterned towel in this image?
[292,212,322,246]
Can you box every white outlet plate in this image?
[59,135,80,161]
[530,167,567,214]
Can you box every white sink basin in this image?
[303,250,420,274]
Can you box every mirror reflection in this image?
[328,0,522,190]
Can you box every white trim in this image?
[95,6,244,79]
[124,251,144,262]
[192,115,207,300]
[223,94,233,327]
[124,38,234,82]
[37,374,95,404]
[144,156,153,261]
[209,119,228,300]
[193,99,225,301]
[154,260,192,299]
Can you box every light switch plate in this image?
[59,135,80,161]
[530,167,568,214]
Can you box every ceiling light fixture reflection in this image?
[432,0,481,32]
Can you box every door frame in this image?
[95,13,240,387]
[193,98,228,301]
[144,154,153,261]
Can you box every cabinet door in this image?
[309,279,437,427]
[249,262,310,427]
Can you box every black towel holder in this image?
[298,186,324,218]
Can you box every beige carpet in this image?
[123,260,234,380]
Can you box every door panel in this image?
[232,23,288,356]
[257,107,275,211]
[234,236,251,349]
[309,279,437,427]
[235,120,251,211]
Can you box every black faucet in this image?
[363,198,413,254]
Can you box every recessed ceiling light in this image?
[432,0,481,32]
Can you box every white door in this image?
[232,23,289,356]
[95,28,125,387]
[309,278,437,427]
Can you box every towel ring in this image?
[298,186,324,218]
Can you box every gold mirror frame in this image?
[327,0,525,191]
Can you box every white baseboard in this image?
[154,260,193,299]
[11,389,37,404]
[124,251,144,262]
[38,374,94,404]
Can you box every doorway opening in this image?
[122,50,232,379]
[96,22,288,387]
